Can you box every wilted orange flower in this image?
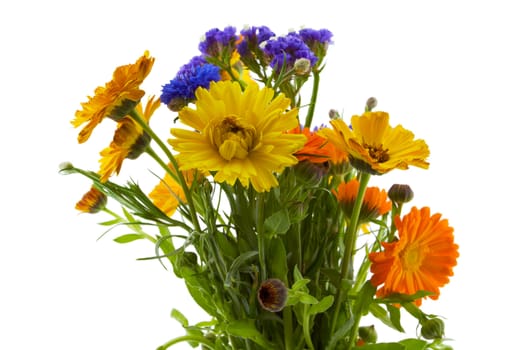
[333,179,391,222]
[369,206,459,306]
[71,51,155,144]
[75,186,107,213]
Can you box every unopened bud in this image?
[366,97,377,111]
[420,317,445,340]
[257,278,288,312]
[294,58,311,76]
[358,325,378,344]
[329,109,341,120]
[388,184,414,204]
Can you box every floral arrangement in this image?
[61,25,459,350]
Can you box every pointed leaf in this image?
[170,308,189,328]
[113,234,144,243]
[263,209,290,235]
[226,320,274,348]
[309,295,334,316]
[399,338,428,350]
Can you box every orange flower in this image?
[291,126,334,164]
[148,162,202,217]
[75,186,107,213]
[333,179,391,222]
[71,51,154,143]
[369,207,459,306]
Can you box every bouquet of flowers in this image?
[60,25,459,349]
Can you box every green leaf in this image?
[352,281,377,316]
[308,295,334,316]
[113,233,144,243]
[224,251,258,288]
[263,209,290,235]
[225,319,274,348]
[298,292,319,305]
[98,218,121,226]
[355,343,405,350]
[170,308,189,328]
[326,316,354,350]
[399,338,428,350]
[386,304,404,332]
[268,237,288,281]
[369,303,404,333]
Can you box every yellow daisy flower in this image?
[71,51,155,144]
[98,96,160,182]
[320,111,430,174]
[169,81,306,192]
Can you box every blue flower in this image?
[298,28,333,48]
[263,32,318,72]
[160,56,221,110]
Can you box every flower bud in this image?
[329,109,341,120]
[358,325,378,344]
[388,184,414,204]
[294,58,311,76]
[420,317,445,340]
[294,160,327,186]
[366,97,377,111]
[75,186,107,214]
[257,278,288,312]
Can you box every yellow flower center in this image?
[400,243,426,272]
[211,115,257,161]
[365,143,389,163]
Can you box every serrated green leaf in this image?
[113,233,144,243]
[170,308,189,328]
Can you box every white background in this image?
[1,1,524,349]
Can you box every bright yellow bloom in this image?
[369,207,459,306]
[75,186,107,213]
[333,179,391,222]
[71,51,155,144]
[149,163,202,217]
[98,96,160,182]
[320,111,429,174]
[169,81,306,192]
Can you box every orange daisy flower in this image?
[98,96,160,182]
[291,126,336,164]
[71,51,155,144]
[369,206,459,306]
[148,163,202,217]
[333,179,391,222]
[75,186,107,213]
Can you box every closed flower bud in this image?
[420,317,445,340]
[329,109,341,120]
[294,160,327,186]
[388,184,414,204]
[366,97,377,111]
[257,278,288,312]
[294,58,311,75]
[358,325,378,344]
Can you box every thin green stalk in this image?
[157,334,215,350]
[283,306,294,350]
[329,172,371,339]
[102,208,157,244]
[256,192,267,281]
[128,109,201,233]
[304,70,320,128]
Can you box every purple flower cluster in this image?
[237,26,275,58]
[263,32,318,72]
[160,56,221,108]
[298,28,333,49]
[198,26,238,57]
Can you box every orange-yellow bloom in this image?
[369,207,459,306]
[319,111,429,174]
[333,179,391,222]
[169,81,306,192]
[149,163,202,217]
[291,126,346,164]
[98,96,160,182]
[71,51,155,143]
[75,186,107,213]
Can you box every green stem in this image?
[256,192,267,281]
[304,70,320,128]
[128,109,201,232]
[157,334,215,350]
[389,202,403,242]
[329,172,371,338]
[102,208,157,244]
[303,306,315,350]
[283,306,294,350]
